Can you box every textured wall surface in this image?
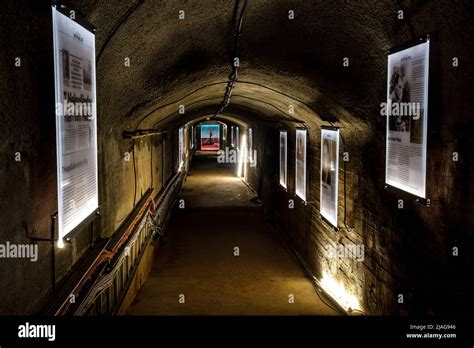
[0,0,473,314]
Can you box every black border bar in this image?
[0,316,473,345]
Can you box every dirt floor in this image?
[127,153,338,315]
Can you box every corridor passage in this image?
[127,153,338,315]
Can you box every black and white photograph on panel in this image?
[295,129,307,201]
[385,40,429,198]
[279,130,287,188]
[248,127,253,162]
[320,128,339,228]
[236,126,240,149]
[178,126,184,169]
[52,5,99,246]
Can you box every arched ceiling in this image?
[66,0,473,135]
[187,114,249,130]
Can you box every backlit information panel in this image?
[178,127,184,169]
[201,124,220,150]
[52,6,99,243]
[385,40,430,198]
[295,129,307,201]
[320,128,339,227]
[279,131,287,188]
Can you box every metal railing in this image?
[51,162,188,315]
[75,209,156,315]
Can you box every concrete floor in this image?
[127,153,338,315]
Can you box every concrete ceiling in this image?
[64,0,473,134]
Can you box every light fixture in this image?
[57,239,64,249]
[237,134,247,178]
[319,271,361,312]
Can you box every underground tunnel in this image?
[0,0,474,345]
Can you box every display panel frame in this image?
[279,130,288,189]
[248,128,253,162]
[178,127,184,170]
[200,124,220,151]
[385,38,430,199]
[295,128,307,201]
[320,126,340,228]
[236,126,240,149]
[52,5,99,244]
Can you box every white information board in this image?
[295,129,307,201]
[52,6,98,243]
[236,127,240,149]
[320,128,339,227]
[178,127,184,169]
[248,128,253,161]
[386,40,429,198]
[279,130,287,188]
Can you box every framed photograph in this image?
[248,128,253,161]
[52,6,99,244]
[279,130,287,188]
[295,129,307,201]
[200,124,220,150]
[320,127,339,227]
[236,126,240,149]
[385,39,430,198]
[178,127,184,169]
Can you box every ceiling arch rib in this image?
[123,74,326,135]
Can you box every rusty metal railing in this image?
[49,163,187,315]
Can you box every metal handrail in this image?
[52,164,188,316]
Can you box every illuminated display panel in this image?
[52,6,99,243]
[201,124,220,150]
[320,128,339,227]
[279,131,287,188]
[385,40,429,198]
[295,129,307,201]
[178,127,184,169]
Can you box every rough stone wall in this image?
[0,3,174,313]
[248,91,473,315]
[0,1,91,314]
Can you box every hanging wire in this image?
[213,0,250,117]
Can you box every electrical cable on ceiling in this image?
[133,78,319,134]
[150,93,303,130]
[133,81,227,131]
[214,0,250,117]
